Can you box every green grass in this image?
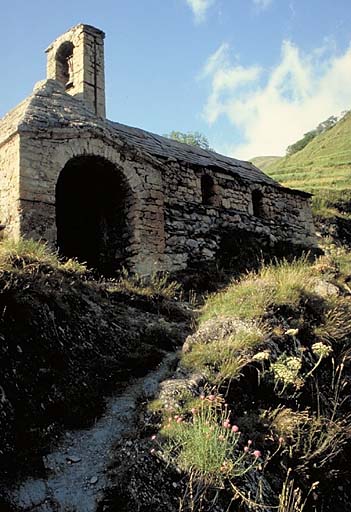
[0,238,87,273]
[110,267,181,299]
[161,399,259,485]
[263,112,351,217]
[182,324,265,382]
[200,258,317,324]
[250,155,282,171]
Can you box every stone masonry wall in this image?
[161,160,316,271]
[46,25,105,118]
[15,131,316,274]
[0,134,20,239]
[18,133,166,275]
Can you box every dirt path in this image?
[2,353,178,512]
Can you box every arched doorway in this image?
[56,156,132,274]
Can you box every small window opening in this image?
[201,174,217,206]
[56,41,74,89]
[252,189,264,217]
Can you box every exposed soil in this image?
[0,261,192,510]
[1,354,178,511]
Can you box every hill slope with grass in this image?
[264,112,351,218]
[250,156,282,171]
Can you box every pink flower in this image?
[247,439,252,446]
[279,437,284,444]
[176,417,183,423]
[208,394,216,401]
[200,394,205,400]
[232,425,239,433]
[151,435,156,441]
[191,408,197,414]
[253,450,262,458]
[244,446,249,452]
[223,420,231,428]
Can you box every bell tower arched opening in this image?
[56,156,132,274]
[55,41,74,89]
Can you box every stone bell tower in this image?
[45,24,106,117]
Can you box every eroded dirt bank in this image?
[0,246,192,510]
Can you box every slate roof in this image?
[0,79,311,196]
[108,120,281,188]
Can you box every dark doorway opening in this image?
[56,156,131,274]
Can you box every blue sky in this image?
[1,0,351,158]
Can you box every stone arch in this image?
[56,155,134,274]
[55,41,74,89]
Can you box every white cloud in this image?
[201,41,351,159]
[253,0,273,11]
[201,43,229,77]
[185,0,215,23]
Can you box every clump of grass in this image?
[311,193,347,219]
[113,268,181,299]
[200,258,317,324]
[159,397,262,486]
[0,237,87,274]
[315,304,351,343]
[270,406,350,469]
[317,241,351,288]
[0,238,59,270]
[181,324,265,383]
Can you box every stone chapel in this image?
[0,24,317,274]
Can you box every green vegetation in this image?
[286,115,340,157]
[151,252,351,510]
[0,238,181,299]
[163,130,213,151]
[250,155,282,170]
[182,323,264,382]
[0,237,86,273]
[111,267,181,299]
[200,258,317,324]
[160,400,260,486]
[264,111,351,217]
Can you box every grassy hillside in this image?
[265,112,351,217]
[250,155,282,171]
